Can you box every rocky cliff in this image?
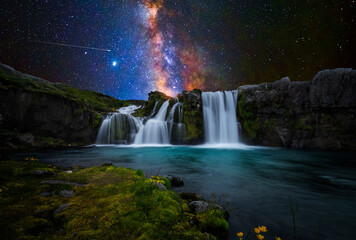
[181,89,204,144]
[237,68,356,150]
[0,63,131,151]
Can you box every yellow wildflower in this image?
[258,226,268,232]
[275,237,282,240]
[237,232,243,238]
[256,234,264,240]
[254,228,260,234]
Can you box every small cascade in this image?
[167,98,187,144]
[202,90,240,144]
[134,100,170,144]
[96,107,142,144]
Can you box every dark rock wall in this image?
[0,88,102,150]
[237,69,356,150]
[181,89,204,144]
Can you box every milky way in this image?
[0,0,354,100]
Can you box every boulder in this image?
[40,191,55,197]
[180,192,201,202]
[165,175,184,187]
[32,169,56,177]
[54,203,69,215]
[59,190,75,198]
[189,201,209,213]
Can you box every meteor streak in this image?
[32,40,111,52]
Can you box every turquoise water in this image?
[14,145,356,240]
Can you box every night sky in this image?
[0,0,354,100]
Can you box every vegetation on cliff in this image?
[0,64,133,112]
[0,158,228,240]
[182,89,204,144]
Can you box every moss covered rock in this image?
[237,69,356,150]
[182,89,204,144]
[0,160,226,240]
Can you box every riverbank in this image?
[0,157,229,240]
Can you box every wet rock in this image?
[153,182,167,191]
[40,191,55,197]
[32,169,56,177]
[40,180,86,187]
[54,203,69,215]
[189,201,209,213]
[101,162,113,167]
[165,175,184,187]
[180,192,201,202]
[18,133,35,145]
[59,190,75,198]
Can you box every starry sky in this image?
[0,0,354,100]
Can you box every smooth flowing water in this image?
[202,91,240,143]
[14,146,356,240]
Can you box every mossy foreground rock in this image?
[237,68,356,150]
[0,159,227,240]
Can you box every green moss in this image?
[263,118,277,132]
[284,109,291,117]
[0,67,132,113]
[197,209,229,239]
[295,118,313,131]
[93,113,102,127]
[243,118,260,139]
[0,160,227,240]
[41,136,55,145]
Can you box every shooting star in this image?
[31,40,111,52]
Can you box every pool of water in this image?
[13,145,356,240]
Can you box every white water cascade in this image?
[134,100,170,144]
[202,90,240,144]
[167,99,187,143]
[95,105,142,144]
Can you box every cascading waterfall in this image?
[96,105,142,144]
[96,99,188,145]
[134,100,170,144]
[202,90,240,144]
[167,98,187,144]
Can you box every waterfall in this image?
[134,100,170,144]
[202,90,240,144]
[96,98,188,145]
[95,111,142,144]
[167,99,187,144]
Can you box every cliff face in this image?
[181,89,204,144]
[0,63,128,151]
[237,68,356,150]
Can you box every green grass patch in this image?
[0,160,225,239]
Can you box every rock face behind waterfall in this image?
[181,89,204,144]
[237,68,356,150]
[0,63,130,151]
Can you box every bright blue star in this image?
[112,61,117,67]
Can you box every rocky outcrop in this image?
[0,63,127,151]
[181,89,204,144]
[237,68,356,150]
[133,91,170,118]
